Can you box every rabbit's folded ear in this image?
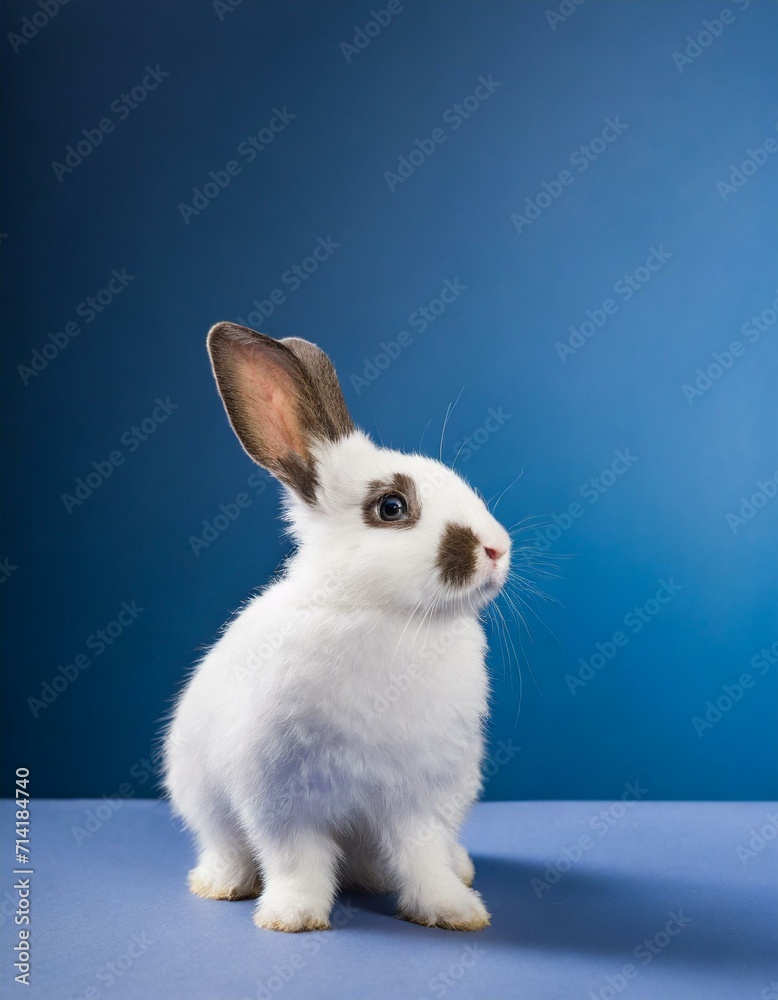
[207,322,354,503]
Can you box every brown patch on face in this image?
[362,473,420,529]
[437,522,479,587]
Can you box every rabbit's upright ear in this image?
[207,323,354,503]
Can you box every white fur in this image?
[164,431,510,931]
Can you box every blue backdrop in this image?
[2,0,776,801]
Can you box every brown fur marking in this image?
[437,522,480,587]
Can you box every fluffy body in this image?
[165,362,509,932]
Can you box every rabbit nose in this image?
[484,545,507,563]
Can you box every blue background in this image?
[2,0,776,800]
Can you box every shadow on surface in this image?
[340,854,777,972]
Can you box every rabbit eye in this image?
[378,494,408,522]
[362,475,419,529]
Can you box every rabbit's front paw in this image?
[188,864,261,901]
[400,886,490,931]
[253,893,331,933]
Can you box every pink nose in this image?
[484,545,507,563]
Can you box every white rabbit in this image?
[164,323,511,932]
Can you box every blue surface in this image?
[1,799,776,999]
[2,0,778,803]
